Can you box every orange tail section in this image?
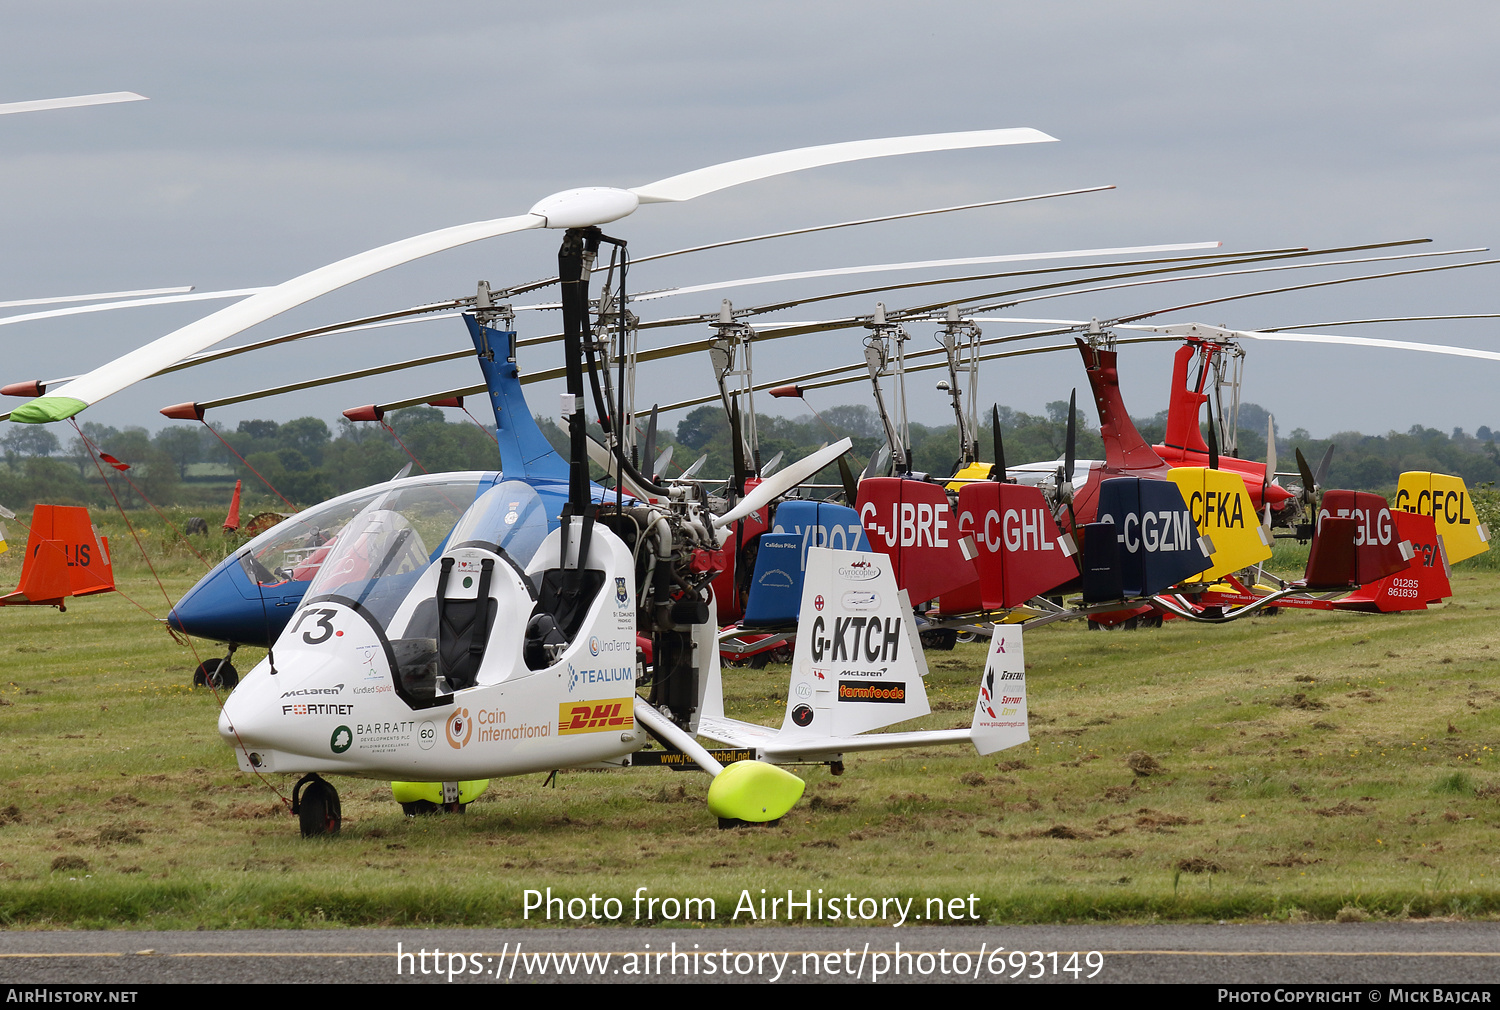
[0,505,114,609]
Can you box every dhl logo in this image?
[557,697,635,735]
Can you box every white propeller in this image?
[713,438,852,528]
[9,128,1054,424]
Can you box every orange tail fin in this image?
[0,505,114,608]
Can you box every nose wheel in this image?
[292,774,342,838]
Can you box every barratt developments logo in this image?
[446,707,473,749]
[329,725,352,754]
[558,697,634,735]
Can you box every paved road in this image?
[2,923,1498,984]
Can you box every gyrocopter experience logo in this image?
[446,707,473,749]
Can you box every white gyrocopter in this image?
[8,130,1048,834]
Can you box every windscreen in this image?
[446,480,552,568]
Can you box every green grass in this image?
[1,512,1499,928]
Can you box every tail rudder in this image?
[856,476,979,607]
[971,624,1028,755]
[1304,491,1412,589]
[1334,510,1452,611]
[1395,471,1490,564]
[2,506,115,607]
[782,546,931,739]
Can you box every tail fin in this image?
[0,505,114,608]
[954,481,1078,608]
[1334,510,1452,612]
[1303,491,1412,589]
[856,476,979,606]
[1394,471,1490,564]
[971,625,1029,755]
[780,546,932,739]
[1076,338,1168,473]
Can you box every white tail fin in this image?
[780,547,930,739]
[971,625,1028,755]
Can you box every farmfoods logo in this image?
[838,679,905,703]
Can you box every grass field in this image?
[0,511,1498,928]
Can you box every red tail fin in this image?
[1076,339,1169,473]
[0,505,114,608]
[856,477,978,606]
[1302,491,1411,589]
[1334,510,1452,612]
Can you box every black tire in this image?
[1087,619,1102,631]
[193,659,238,690]
[955,631,978,644]
[401,800,439,817]
[297,779,341,838]
[1138,614,1164,629]
[1121,616,1140,631]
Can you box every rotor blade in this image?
[895,240,1432,319]
[630,129,1055,204]
[713,438,853,528]
[11,214,546,422]
[628,241,1224,303]
[16,127,1056,423]
[631,185,1114,265]
[0,285,192,310]
[157,347,472,417]
[761,450,785,477]
[1123,324,1500,366]
[1260,313,1500,331]
[1112,255,1499,325]
[0,287,270,330]
[837,454,860,503]
[0,92,146,116]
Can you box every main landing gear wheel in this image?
[400,800,468,816]
[292,774,342,838]
[192,658,238,690]
[1138,614,1164,629]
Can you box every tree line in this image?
[1,399,1497,514]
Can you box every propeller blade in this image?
[761,450,785,477]
[990,403,1007,481]
[14,127,1054,423]
[713,439,853,528]
[861,443,891,482]
[1063,388,1077,481]
[1314,444,1335,489]
[837,454,860,504]
[1206,408,1219,470]
[1262,414,1277,515]
[680,453,708,479]
[1295,446,1318,505]
[587,436,653,501]
[653,444,674,477]
[391,462,414,481]
[643,404,659,475]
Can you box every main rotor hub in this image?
[528,187,640,230]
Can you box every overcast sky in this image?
[3,2,1498,445]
